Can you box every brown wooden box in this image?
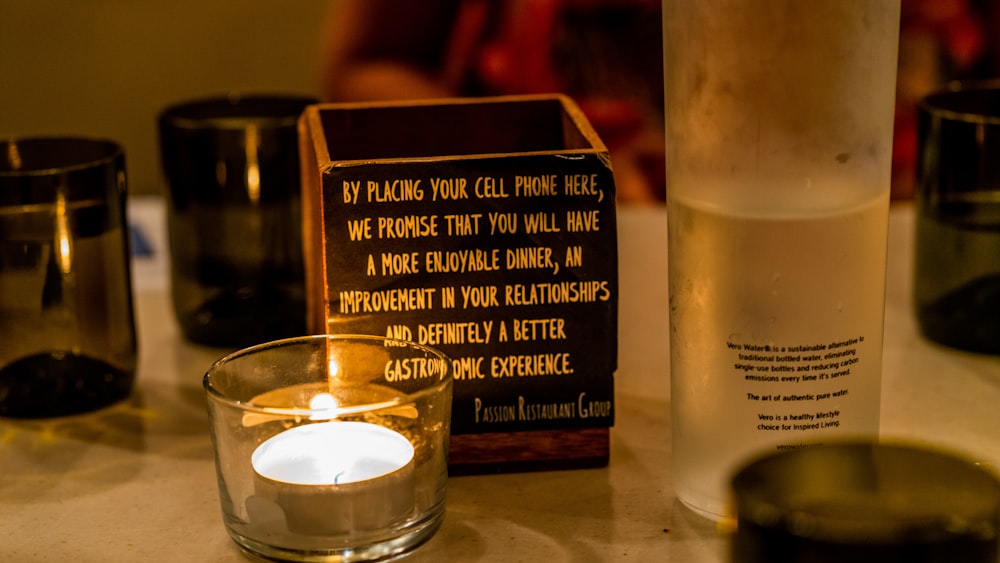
[298,95,618,473]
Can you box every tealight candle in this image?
[205,335,451,561]
[251,421,416,535]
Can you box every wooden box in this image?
[298,95,618,473]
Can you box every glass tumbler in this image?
[0,137,137,417]
[204,334,452,562]
[663,0,900,520]
[731,441,1000,563]
[914,81,1000,354]
[158,94,316,348]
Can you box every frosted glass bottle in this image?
[662,0,900,520]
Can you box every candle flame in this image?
[309,393,339,420]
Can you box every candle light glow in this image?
[308,392,339,420]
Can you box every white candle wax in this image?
[251,421,416,535]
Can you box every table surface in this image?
[2,199,999,563]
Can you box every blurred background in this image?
[0,0,330,196]
[3,0,999,202]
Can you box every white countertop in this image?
[1,199,998,562]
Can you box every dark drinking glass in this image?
[914,83,1000,354]
[158,94,316,348]
[0,137,137,417]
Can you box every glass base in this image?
[226,503,445,563]
[0,351,134,417]
[675,491,730,524]
[916,273,1000,355]
[176,288,306,348]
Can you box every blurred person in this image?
[321,0,666,204]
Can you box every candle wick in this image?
[333,470,345,484]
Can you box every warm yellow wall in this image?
[0,0,332,195]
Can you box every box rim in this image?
[299,94,609,168]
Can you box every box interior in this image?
[318,98,593,161]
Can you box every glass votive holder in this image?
[204,334,452,562]
[730,441,1000,563]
